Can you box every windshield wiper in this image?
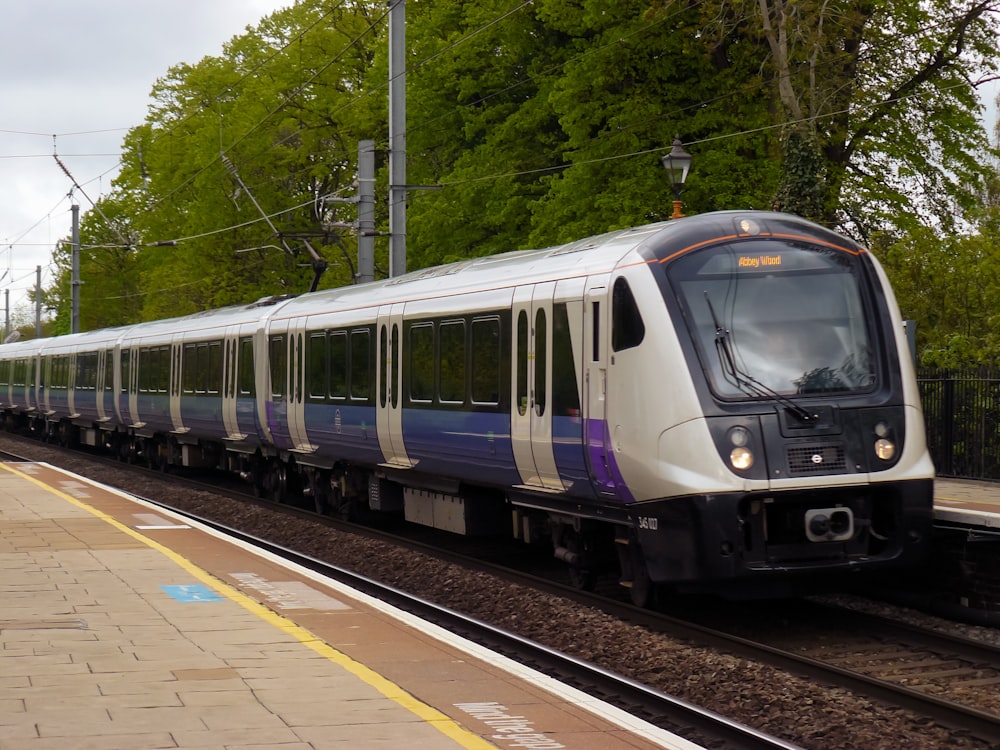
[704,292,817,423]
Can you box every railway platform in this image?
[892,477,1000,622]
[0,461,700,750]
[935,477,1000,531]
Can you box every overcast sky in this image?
[0,0,289,319]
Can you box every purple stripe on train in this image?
[585,418,634,503]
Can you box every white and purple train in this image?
[0,211,934,602]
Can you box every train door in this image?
[113,345,127,425]
[127,344,141,426]
[376,303,411,466]
[39,356,51,416]
[169,336,186,433]
[66,353,78,417]
[31,355,41,412]
[511,283,563,491]
[23,357,35,412]
[583,277,618,496]
[95,350,110,423]
[221,326,245,440]
[256,328,279,446]
[286,317,313,451]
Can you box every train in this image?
[0,210,935,603]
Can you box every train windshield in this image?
[667,239,876,399]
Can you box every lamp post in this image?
[660,137,692,220]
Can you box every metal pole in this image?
[71,203,80,334]
[357,140,376,284]
[388,0,406,278]
[35,266,42,339]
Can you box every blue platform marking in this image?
[161,584,222,602]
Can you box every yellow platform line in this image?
[1,462,498,750]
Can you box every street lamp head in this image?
[660,137,692,192]
[660,136,692,220]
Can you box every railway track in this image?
[4,433,1000,748]
[652,598,1000,744]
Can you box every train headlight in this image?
[728,426,750,447]
[874,421,890,438]
[730,446,754,470]
[874,438,896,461]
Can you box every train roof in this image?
[269,220,670,319]
[0,210,860,352]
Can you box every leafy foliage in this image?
[33,0,1000,373]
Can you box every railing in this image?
[918,369,1000,480]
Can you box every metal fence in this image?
[918,369,1000,480]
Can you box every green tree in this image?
[55,1,382,325]
[680,0,1000,235]
[875,207,1000,366]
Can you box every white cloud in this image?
[0,0,290,320]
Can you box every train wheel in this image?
[627,560,653,608]
[616,529,654,608]
[251,471,267,498]
[159,438,178,473]
[569,566,598,592]
[145,439,161,471]
[563,529,598,591]
[268,460,289,503]
[310,470,331,515]
[626,540,653,607]
[56,423,69,447]
[112,433,127,462]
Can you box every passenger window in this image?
[379,325,387,408]
[121,350,131,393]
[270,335,287,399]
[471,317,500,405]
[208,341,222,394]
[295,333,304,403]
[534,309,547,417]
[409,323,434,403]
[516,311,528,416]
[196,344,209,393]
[439,320,465,404]
[238,338,255,396]
[105,351,113,392]
[391,324,399,409]
[329,331,348,399]
[592,301,601,361]
[552,304,581,417]
[308,332,328,400]
[612,278,645,352]
[350,329,370,401]
[138,350,149,393]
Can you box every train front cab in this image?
[622,211,935,599]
